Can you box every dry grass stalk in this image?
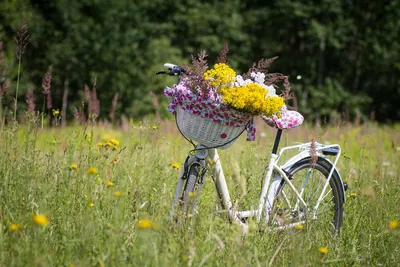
[310,136,318,167]
[41,65,53,109]
[216,42,229,64]
[184,50,209,95]
[87,81,100,118]
[0,41,9,96]
[109,92,119,122]
[25,88,35,112]
[15,18,29,60]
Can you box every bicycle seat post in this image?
[272,129,283,155]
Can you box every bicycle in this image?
[157,64,347,233]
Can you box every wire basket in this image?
[176,106,247,150]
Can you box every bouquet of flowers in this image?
[164,44,293,149]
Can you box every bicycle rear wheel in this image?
[271,157,345,233]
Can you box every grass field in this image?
[1,118,399,266]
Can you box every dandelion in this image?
[107,181,114,187]
[295,224,304,230]
[319,247,328,255]
[87,167,98,175]
[70,163,78,170]
[137,219,152,229]
[152,125,158,130]
[171,163,180,169]
[389,220,399,230]
[89,203,95,207]
[32,214,49,226]
[10,224,23,231]
[114,191,121,197]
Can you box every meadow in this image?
[1,117,399,266]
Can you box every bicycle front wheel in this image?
[181,164,205,215]
[272,157,345,233]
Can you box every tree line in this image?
[0,0,399,124]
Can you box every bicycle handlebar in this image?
[156,63,186,76]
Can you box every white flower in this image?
[251,72,265,84]
[234,75,253,87]
[264,84,276,96]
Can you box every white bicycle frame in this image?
[205,141,344,230]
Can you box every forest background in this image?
[0,0,399,125]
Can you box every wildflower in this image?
[97,142,104,147]
[171,163,180,169]
[389,220,399,230]
[319,247,328,255]
[114,191,121,197]
[107,181,114,187]
[137,219,152,229]
[70,163,78,170]
[295,224,304,230]
[349,192,357,198]
[188,192,196,198]
[152,125,158,130]
[87,167,98,175]
[97,177,102,183]
[109,138,120,146]
[89,203,95,207]
[53,109,60,115]
[10,224,23,231]
[32,214,49,226]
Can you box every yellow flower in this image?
[218,82,284,116]
[137,219,152,229]
[171,163,180,169]
[97,142,104,147]
[109,138,120,146]
[319,247,328,254]
[89,203,95,207]
[188,192,196,198]
[114,191,121,197]
[87,167,98,175]
[32,214,49,226]
[97,177,102,183]
[53,109,60,115]
[10,224,23,231]
[152,125,158,130]
[295,224,304,230]
[204,63,236,88]
[107,181,114,187]
[70,163,78,170]
[389,220,399,230]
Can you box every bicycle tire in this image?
[272,157,344,233]
[181,164,203,215]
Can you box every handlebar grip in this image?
[164,63,176,70]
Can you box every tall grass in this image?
[0,119,399,266]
